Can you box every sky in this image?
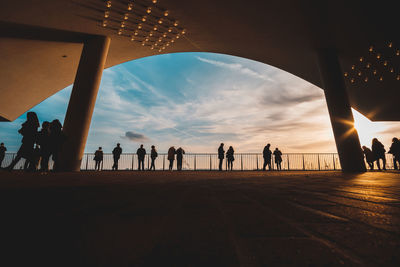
[0,52,399,153]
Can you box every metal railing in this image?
[1,152,397,171]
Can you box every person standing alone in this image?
[37,121,51,172]
[226,146,235,171]
[136,144,146,171]
[112,143,122,170]
[168,146,176,171]
[263,143,272,171]
[372,138,386,170]
[218,143,225,171]
[176,147,185,171]
[388,137,400,170]
[6,112,40,171]
[273,147,283,170]
[94,147,103,171]
[150,145,158,170]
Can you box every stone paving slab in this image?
[0,171,399,266]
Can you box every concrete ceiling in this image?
[0,0,399,121]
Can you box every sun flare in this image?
[352,109,389,147]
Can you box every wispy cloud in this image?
[196,56,272,81]
[3,52,400,154]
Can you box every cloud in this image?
[10,52,400,155]
[196,56,272,81]
[123,131,149,142]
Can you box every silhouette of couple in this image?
[135,144,159,171]
[263,144,283,171]
[168,146,185,171]
[218,143,235,171]
[362,138,387,170]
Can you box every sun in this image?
[352,109,389,147]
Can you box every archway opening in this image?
[1,53,400,170]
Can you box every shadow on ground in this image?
[0,171,400,266]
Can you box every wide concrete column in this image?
[59,36,110,171]
[317,49,366,172]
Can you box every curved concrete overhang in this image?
[0,0,399,121]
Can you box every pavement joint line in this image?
[234,188,367,266]
[286,201,350,222]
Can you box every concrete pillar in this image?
[59,36,110,171]
[317,49,366,172]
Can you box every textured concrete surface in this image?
[0,171,399,266]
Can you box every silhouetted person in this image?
[0,143,7,168]
[136,144,146,170]
[263,143,272,171]
[112,143,122,170]
[150,145,158,171]
[49,119,64,171]
[176,147,185,171]
[388,137,400,170]
[362,146,374,170]
[274,148,282,170]
[372,138,386,170]
[37,121,51,172]
[94,147,103,171]
[218,143,225,171]
[168,146,176,171]
[6,112,40,171]
[226,146,234,171]
[31,144,41,171]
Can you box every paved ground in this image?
[0,171,399,266]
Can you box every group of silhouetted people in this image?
[4,114,400,173]
[362,137,400,171]
[217,143,282,171]
[0,112,64,172]
[94,144,187,171]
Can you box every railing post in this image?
[194,155,196,171]
[131,154,134,170]
[256,155,259,171]
[333,154,336,170]
[241,154,243,171]
[210,154,212,170]
[163,154,165,171]
[147,155,149,170]
[287,154,290,170]
[302,154,305,171]
[85,153,89,171]
[318,154,321,171]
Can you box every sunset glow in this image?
[1,53,399,153]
